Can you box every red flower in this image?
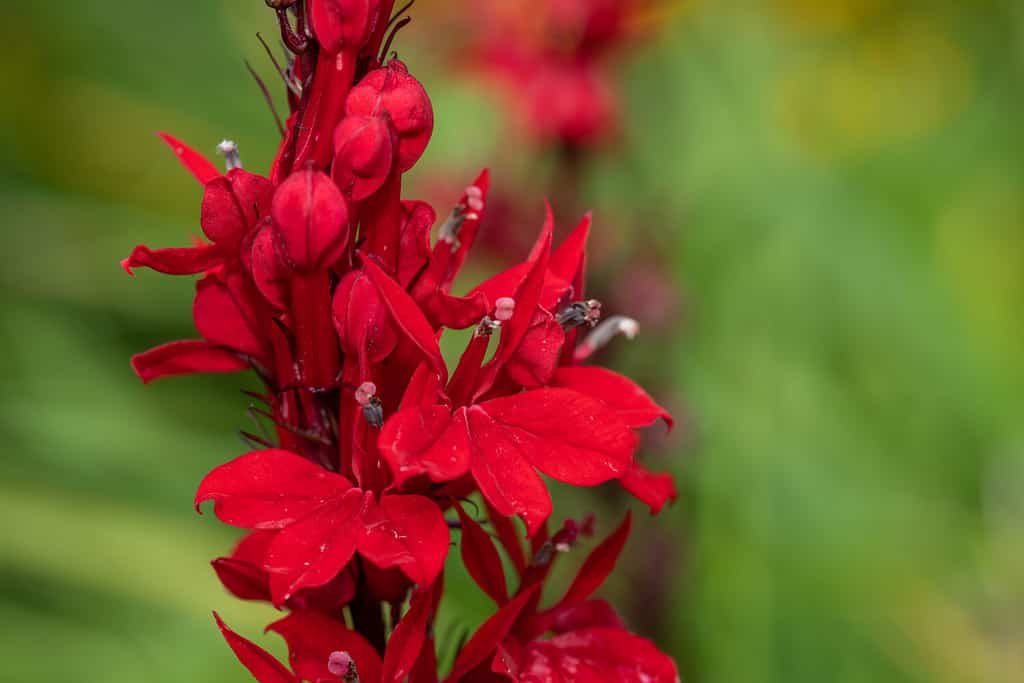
[125,3,679,682]
[196,449,449,605]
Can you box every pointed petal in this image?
[193,272,267,360]
[478,388,637,486]
[381,588,433,683]
[485,499,527,577]
[503,309,565,388]
[446,586,538,683]
[547,599,625,633]
[158,132,220,184]
[267,610,383,683]
[359,494,450,587]
[559,512,631,608]
[619,464,677,515]
[265,489,365,605]
[213,612,298,683]
[378,406,471,485]
[516,628,679,683]
[455,501,508,605]
[362,258,448,383]
[551,366,673,430]
[121,242,223,276]
[467,407,552,536]
[131,339,247,383]
[548,212,591,302]
[195,449,353,528]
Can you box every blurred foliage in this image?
[2,1,1023,682]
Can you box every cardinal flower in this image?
[124,2,680,682]
[196,449,449,605]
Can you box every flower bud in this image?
[345,60,433,172]
[200,169,273,246]
[271,167,350,271]
[332,114,397,200]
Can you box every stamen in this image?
[438,207,466,249]
[556,299,601,329]
[327,650,360,682]
[354,381,377,406]
[355,382,383,428]
[574,315,639,362]
[217,140,243,171]
[494,297,515,322]
[475,316,500,337]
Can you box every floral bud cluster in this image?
[124,1,679,681]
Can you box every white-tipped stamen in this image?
[217,139,243,171]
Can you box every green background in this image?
[2,1,1022,681]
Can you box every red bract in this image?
[124,2,678,682]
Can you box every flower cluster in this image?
[461,0,655,150]
[124,2,678,681]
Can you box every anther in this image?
[475,316,500,337]
[327,650,360,682]
[354,382,383,428]
[217,140,243,171]
[438,207,467,250]
[494,297,515,322]
[556,299,601,329]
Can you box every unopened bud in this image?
[327,650,359,682]
[217,139,243,171]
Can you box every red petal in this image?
[466,406,552,536]
[193,271,267,360]
[485,499,527,577]
[478,388,637,486]
[397,200,435,288]
[200,176,247,245]
[131,339,247,383]
[547,599,625,633]
[548,212,591,303]
[265,489,365,605]
[455,501,508,605]
[213,612,298,683]
[559,512,631,608]
[619,464,677,515]
[378,406,471,485]
[551,366,673,430]
[158,132,219,184]
[358,494,450,587]
[516,628,679,683]
[267,610,383,683]
[271,167,350,271]
[503,309,565,388]
[447,587,538,683]
[381,588,433,683]
[362,258,448,383]
[121,242,223,275]
[211,529,275,602]
[473,211,554,398]
[194,449,354,528]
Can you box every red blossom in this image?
[125,3,678,681]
